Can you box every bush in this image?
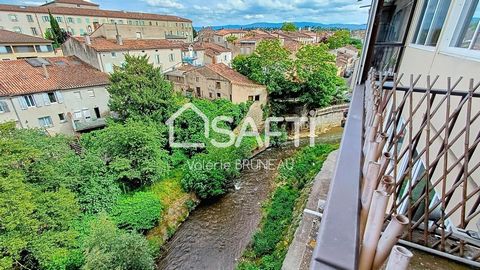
[111,192,163,231]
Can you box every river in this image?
[156,128,343,270]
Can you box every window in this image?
[47,92,57,103]
[452,0,480,50]
[87,90,95,97]
[74,111,82,119]
[77,18,82,23]
[169,53,175,62]
[58,113,66,122]
[0,100,9,113]
[13,27,22,33]
[56,16,63,23]
[67,17,74,23]
[155,54,160,64]
[215,82,221,89]
[35,45,53,53]
[111,52,117,58]
[413,0,452,46]
[13,45,35,53]
[86,18,91,23]
[26,14,34,22]
[195,76,199,82]
[94,107,101,118]
[119,20,124,24]
[217,93,221,98]
[38,116,53,128]
[80,29,85,35]
[255,95,260,101]
[9,14,18,22]
[110,19,115,24]
[209,92,213,98]
[42,16,50,22]
[23,95,36,107]
[196,87,201,97]
[104,63,113,73]
[31,27,38,36]
[136,32,142,39]
[73,91,82,99]
[0,46,12,54]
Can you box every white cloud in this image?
[243,14,264,19]
[143,0,184,9]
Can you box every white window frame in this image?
[38,116,53,128]
[440,0,480,60]
[412,0,452,47]
[9,14,18,22]
[23,95,36,107]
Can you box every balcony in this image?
[73,117,106,132]
[311,70,480,269]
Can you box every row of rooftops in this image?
[0,1,191,22]
[0,56,109,97]
[167,63,262,87]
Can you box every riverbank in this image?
[237,143,338,270]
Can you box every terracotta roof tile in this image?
[75,37,183,52]
[215,29,247,36]
[0,29,52,44]
[43,0,99,7]
[0,56,109,96]
[0,4,191,22]
[201,42,231,53]
[206,63,260,86]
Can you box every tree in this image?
[82,215,155,270]
[81,120,170,190]
[294,44,347,107]
[107,54,177,123]
[226,35,238,43]
[326,29,351,49]
[193,28,198,39]
[281,22,297,32]
[45,10,68,48]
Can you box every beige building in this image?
[0,56,110,135]
[213,29,247,47]
[272,30,316,44]
[181,43,205,66]
[0,0,193,42]
[230,31,280,57]
[166,63,267,104]
[335,45,359,77]
[0,29,59,60]
[62,35,183,73]
[202,42,233,66]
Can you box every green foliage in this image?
[82,120,170,190]
[326,29,351,49]
[82,215,155,270]
[280,22,297,32]
[111,192,163,232]
[107,54,177,122]
[233,39,346,115]
[45,11,68,47]
[238,144,337,270]
[226,35,238,43]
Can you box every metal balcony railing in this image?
[311,70,480,269]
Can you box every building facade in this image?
[0,0,193,42]
[166,63,267,104]
[0,56,110,135]
[62,35,183,73]
[0,29,58,60]
[202,42,233,66]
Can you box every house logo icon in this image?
[166,103,209,148]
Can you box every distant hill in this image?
[194,22,367,31]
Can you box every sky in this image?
[3,0,370,27]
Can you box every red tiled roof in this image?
[206,63,261,86]
[215,29,247,36]
[0,56,109,96]
[75,37,183,52]
[42,0,99,7]
[0,29,52,44]
[0,4,191,22]
[201,42,230,53]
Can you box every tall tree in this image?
[326,29,351,49]
[45,10,68,47]
[107,54,177,123]
[281,22,297,32]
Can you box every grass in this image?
[237,144,338,270]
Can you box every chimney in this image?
[42,63,49,79]
[85,35,91,45]
[116,34,123,45]
[115,22,123,45]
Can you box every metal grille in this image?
[366,69,480,262]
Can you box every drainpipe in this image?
[385,245,413,270]
[8,96,24,128]
[373,215,409,269]
[359,190,389,270]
